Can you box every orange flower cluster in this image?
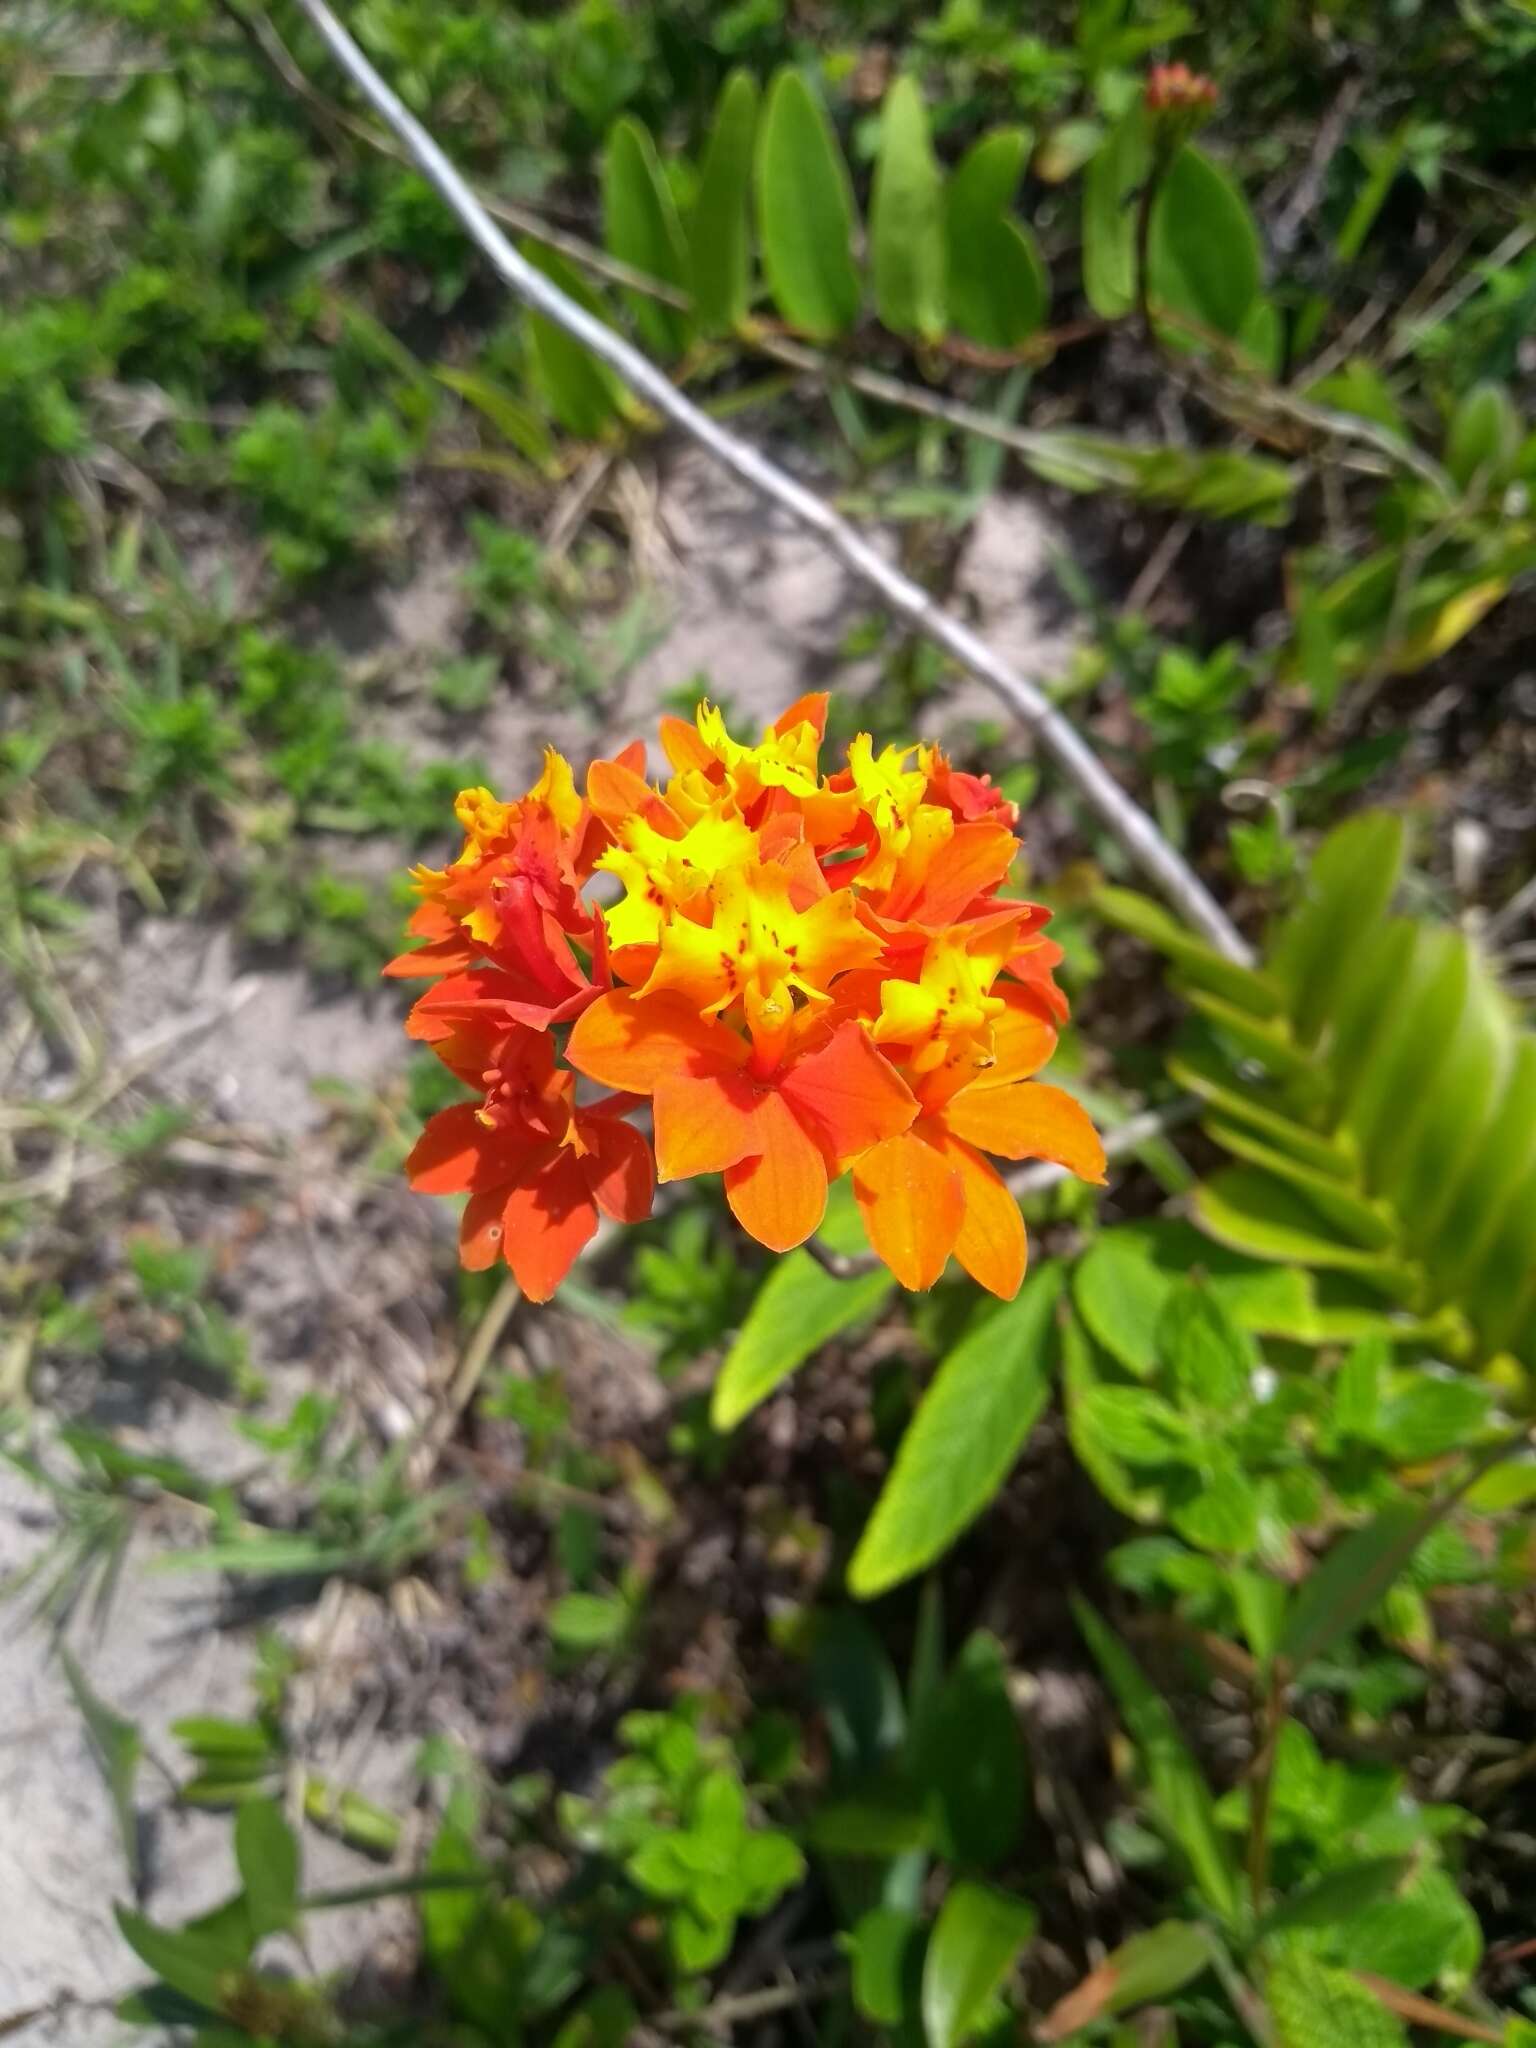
[389,697,1104,1302]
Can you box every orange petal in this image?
[581,1115,655,1222]
[405,1103,504,1195]
[565,989,747,1091]
[652,1070,763,1181]
[772,691,829,742]
[780,1022,917,1168]
[935,1132,1028,1301]
[944,1079,1106,1181]
[885,820,1018,925]
[500,1152,598,1301]
[660,714,719,775]
[723,1091,827,1251]
[853,1129,965,1291]
[983,985,1060,1083]
[460,1188,512,1271]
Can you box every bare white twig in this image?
[288,0,1250,965]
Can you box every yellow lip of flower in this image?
[598,806,759,950]
[692,701,823,802]
[872,922,1019,1073]
[638,861,883,1050]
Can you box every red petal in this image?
[581,1116,655,1223]
[460,1188,512,1270]
[500,1152,598,1301]
[772,691,829,742]
[405,1103,506,1195]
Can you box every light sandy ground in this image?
[0,457,1071,2036]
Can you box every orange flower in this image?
[405,1018,652,1300]
[390,699,1100,1301]
[567,992,915,1251]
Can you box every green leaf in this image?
[1170,1456,1260,1556]
[435,367,557,471]
[1073,1385,1193,1466]
[521,242,625,438]
[921,1881,1036,2048]
[234,1800,300,1941]
[1022,433,1293,523]
[1271,812,1406,1048]
[1335,1869,1481,1990]
[1149,146,1261,340]
[1041,1921,1213,2038]
[712,1255,892,1429]
[913,1632,1028,1870]
[1445,381,1520,492]
[806,1789,933,1857]
[849,1906,921,2025]
[1194,1168,1413,1285]
[1332,1336,1383,1441]
[1265,1945,1408,2048]
[1278,1502,1427,1672]
[1393,946,1514,1254]
[1096,885,1284,1017]
[870,76,946,340]
[548,1591,632,1653]
[1082,105,1151,319]
[690,70,758,335]
[114,1905,250,2012]
[945,128,1047,348]
[1074,1220,1318,1376]
[1072,1598,1240,1925]
[755,69,861,340]
[1169,1050,1357,1180]
[1375,1377,1491,1462]
[602,117,691,358]
[61,1648,141,1889]
[1157,1283,1251,1410]
[1202,1123,1398,1250]
[1258,1858,1412,1937]
[848,1266,1063,1598]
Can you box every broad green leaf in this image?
[1149,145,1261,340]
[1332,1336,1384,1441]
[1375,1377,1491,1462]
[1157,1283,1252,1410]
[1258,1858,1411,1937]
[945,128,1047,348]
[712,1254,892,1430]
[849,1906,921,2025]
[114,1905,250,2012]
[1395,949,1514,1252]
[1062,1310,1165,1523]
[1040,1921,1213,2040]
[1265,1945,1408,2048]
[689,70,758,336]
[921,1881,1036,2048]
[1334,1869,1481,1989]
[806,1790,932,1857]
[235,1800,300,1941]
[870,76,946,339]
[1271,812,1406,1048]
[811,1609,906,1770]
[848,1266,1063,1598]
[435,368,556,470]
[755,69,861,340]
[1278,1502,1426,1672]
[1194,1168,1415,1286]
[548,1592,631,1652]
[61,1648,141,1888]
[1096,884,1284,1017]
[913,1632,1028,1870]
[1082,105,1150,319]
[1072,1598,1240,1925]
[521,243,625,438]
[1073,1385,1193,1467]
[602,116,691,358]
[1169,1456,1260,1557]
[1074,1219,1318,1376]
[1445,381,1520,492]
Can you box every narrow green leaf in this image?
[870,76,946,340]
[1184,989,1321,1092]
[712,1255,892,1429]
[1149,145,1261,340]
[1194,1168,1416,1286]
[61,1648,141,1888]
[755,69,861,340]
[435,367,556,470]
[1097,884,1284,1017]
[521,243,625,438]
[235,1800,300,1941]
[1394,948,1514,1252]
[1445,381,1520,491]
[848,1266,1063,1598]
[1270,812,1406,1047]
[913,1632,1028,1871]
[1072,1597,1241,1925]
[690,69,758,335]
[921,1881,1036,2048]
[1040,1921,1213,2038]
[1278,1502,1426,1672]
[1348,927,1470,1196]
[1200,1124,1397,1250]
[603,117,691,358]
[1437,1038,1536,1318]
[114,1905,250,2012]
[1082,105,1150,320]
[849,1906,921,2026]
[1168,1049,1356,1180]
[945,128,1047,348]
